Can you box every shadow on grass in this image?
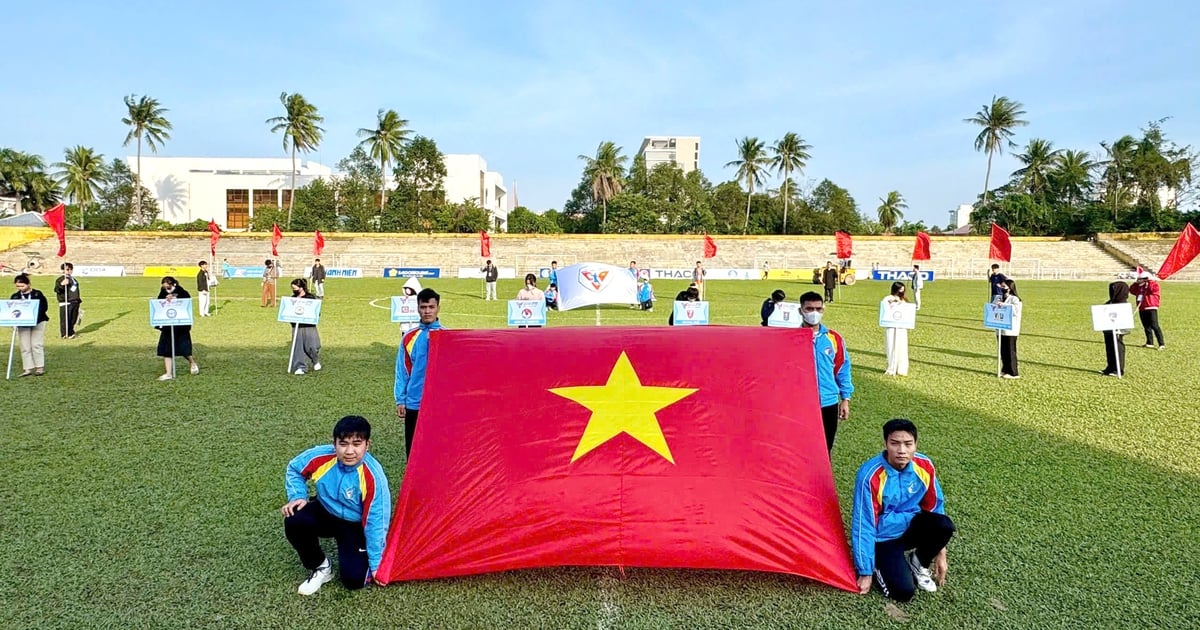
[77,310,132,335]
[929,320,1098,344]
[914,344,1101,375]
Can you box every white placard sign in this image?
[149,298,194,327]
[0,299,38,326]
[507,300,548,327]
[983,303,1013,331]
[766,302,801,328]
[879,301,917,329]
[277,297,322,325]
[390,296,419,323]
[1091,303,1135,332]
[672,301,710,326]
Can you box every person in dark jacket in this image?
[11,273,50,376]
[155,276,199,380]
[197,261,212,317]
[53,261,82,338]
[1101,281,1131,377]
[668,284,700,326]
[290,279,322,375]
[761,289,786,326]
[310,258,327,299]
[822,262,839,303]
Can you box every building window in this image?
[281,189,293,209]
[253,189,279,209]
[226,189,249,229]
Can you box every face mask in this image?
[526,283,533,290]
[802,311,823,326]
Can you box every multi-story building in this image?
[637,136,700,173]
[442,154,508,230]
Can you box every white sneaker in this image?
[313,362,322,371]
[297,559,334,595]
[157,373,173,381]
[906,550,937,593]
[294,368,306,375]
[190,364,200,375]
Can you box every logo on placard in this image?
[578,268,611,292]
[686,307,695,318]
[294,305,304,315]
[892,310,902,321]
[522,308,533,319]
[782,311,790,321]
[11,309,21,318]
[166,308,177,318]
[1108,311,1118,322]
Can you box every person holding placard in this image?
[11,273,49,377]
[515,274,545,328]
[396,288,445,458]
[155,277,199,380]
[54,262,82,339]
[761,289,786,326]
[1129,271,1164,350]
[667,284,699,326]
[289,279,322,375]
[996,279,1022,379]
[800,291,854,451]
[882,282,910,377]
[1101,281,1131,377]
[399,277,423,334]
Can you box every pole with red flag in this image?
[271,224,283,306]
[207,220,221,315]
[1156,223,1200,280]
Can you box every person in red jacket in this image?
[1129,271,1165,350]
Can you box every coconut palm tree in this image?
[1100,136,1136,221]
[769,132,812,234]
[725,137,770,234]
[876,191,906,234]
[54,146,108,228]
[577,141,627,227]
[0,149,61,213]
[356,108,412,211]
[1049,150,1096,214]
[267,92,325,227]
[122,95,172,222]
[965,96,1028,206]
[1011,138,1062,200]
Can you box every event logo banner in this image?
[73,265,125,277]
[278,297,321,325]
[767,303,801,328]
[672,301,710,326]
[383,267,441,279]
[148,298,194,327]
[143,266,199,277]
[325,268,363,278]
[391,296,419,323]
[221,265,266,278]
[555,263,638,311]
[0,299,37,326]
[983,303,1013,331]
[706,268,759,280]
[507,300,547,327]
[872,270,936,282]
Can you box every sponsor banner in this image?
[555,263,639,311]
[278,297,321,325]
[879,301,917,329]
[707,268,759,280]
[766,303,801,328]
[148,298,194,327]
[507,300,548,327]
[872,270,936,282]
[143,265,198,277]
[74,265,125,277]
[0,299,38,326]
[1091,303,1134,332]
[458,267,517,279]
[647,268,693,280]
[391,296,419,323]
[222,265,266,278]
[983,303,1012,331]
[383,267,441,279]
[770,268,817,281]
[672,301,710,326]
[326,268,363,278]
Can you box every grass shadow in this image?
[77,310,132,335]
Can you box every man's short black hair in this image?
[771,289,786,302]
[883,418,918,442]
[333,415,371,441]
[417,288,440,304]
[551,260,557,265]
[198,260,207,267]
[61,262,73,271]
[913,264,920,270]
[799,291,823,305]
[990,263,1000,270]
[14,273,30,285]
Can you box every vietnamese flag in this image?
[912,231,931,260]
[1156,223,1200,280]
[835,231,853,259]
[41,203,67,257]
[479,230,491,257]
[271,223,283,257]
[989,223,1012,262]
[376,326,857,592]
[313,230,325,256]
[208,220,221,257]
[703,232,717,258]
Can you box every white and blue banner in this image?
[278,297,322,325]
[766,302,801,328]
[74,265,125,277]
[507,300,548,327]
[647,268,695,280]
[983,303,1013,331]
[672,301,710,326]
[383,267,440,279]
[1091,303,1135,332]
[0,299,37,326]
[707,268,760,280]
[391,296,419,324]
[879,301,917,329]
[326,268,363,278]
[222,265,266,278]
[149,298,194,327]
[873,269,936,282]
[555,262,639,311]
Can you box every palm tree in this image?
[577,141,627,226]
[876,191,906,233]
[1100,136,1136,221]
[0,149,61,213]
[1011,138,1062,199]
[356,109,412,211]
[725,137,770,234]
[122,95,172,222]
[1049,150,1096,214]
[965,95,1028,206]
[267,92,325,227]
[770,132,812,234]
[54,146,108,229]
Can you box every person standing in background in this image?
[54,262,81,339]
[262,259,278,307]
[692,261,707,300]
[822,262,839,303]
[481,260,498,301]
[882,282,910,376]
[910,265,925,310]
[197,261,212,317]
[11,273,49,376]
[311,258,326,299]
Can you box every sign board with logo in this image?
[766,302,802,328]
[222,265,266,278]
[872,269,936,282]
[74,265,125,277]
[983,303,1013,331]
[1091,303,1135,332]
[391,296,419,323]
[879,301,917,329]
[325,268,363,278]
[0,299,37,326]
[277,297,322,325]
[148,298,194,327]
[554,262,639,311]
[507,300,548,327]
[383,267,441,279]
[672,301,710,326]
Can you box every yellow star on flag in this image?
[550,351,698,464]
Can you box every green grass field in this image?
[2,275,1197,629]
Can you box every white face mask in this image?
[802,311,823,326]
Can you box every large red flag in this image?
[912,231,931,260]
[989,223,1012,262]
[207,220,221,257]
[835,231,853,259]
[1156,223,1200,280]
[703,233,717,258]
[41,203,67,257]
[376,327,857,592]
[271,223,283,257]
[313,230,325,256]
[480,230,491,258]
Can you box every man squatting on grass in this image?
[395,288,444,458]
[281,415,391,595]
[852,419,955,602]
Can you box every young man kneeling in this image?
[852,419,955,602]
[281,415,391,595]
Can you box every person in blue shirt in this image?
[637,278,655,311]
[545,282,559,310]
[852,419,955,602]
[799,291,854,451]
[281,415,391,596]
[395,288,445,457]
[548,260,559,287]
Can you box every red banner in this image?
[1157,223,1200,280]
[703,233,717,259]
[41,203,67,257]
[271,224,283,257]
[480,230,491,258]
[313,230,325,256]
[376,327,857,592]
[912,231,931,260]
[989,224,1012,262]
[208,220,221,257]
[835,231,853,259]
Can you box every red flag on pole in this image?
[912,231,932,260]
[834,231,853,259]
[1156,223,1200,280]
[989,224,1012,262]
[375,326,857,592]
[313,230,325,256]
[208,220,221,257]
[480,230,491,258]
[40,203,67,257]
[703,233,717,259]
[271,224,283,257]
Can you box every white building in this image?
[637,136,700,173]
[949,204,973,229]
[442,154,508,230]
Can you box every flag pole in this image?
[287,324,299,374]
[6,328,15,380]
[1115,332,1123,379]
[996,329,1002,379]
[170,324,177,380]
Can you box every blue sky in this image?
[4,0,1198,226]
